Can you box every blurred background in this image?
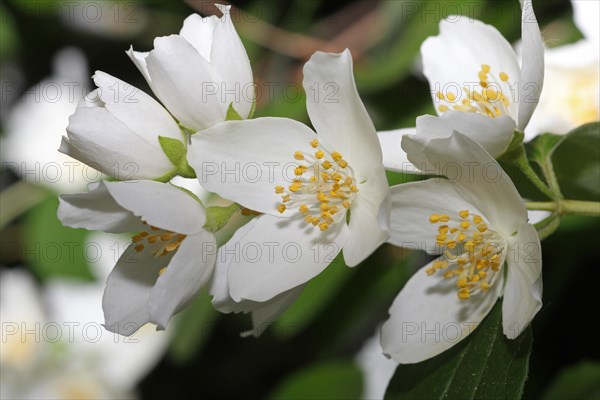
[1,0,598,398]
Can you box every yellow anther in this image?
[160,233,173,241]
[447,240,457,249]
[319,222,329,231]
[289,182,302,192]
[165,242,180,252]
[478,71,488,82]
[438,225,449,234]
[425,267,436,276]
[134,244,144,252]
[471,274,481,283]
[132,235,142,243]
[457,233,467,242]
[480,282,491,291]
[277,204,286,213]
[478,271,487,278]
[310,176,317,183]
[294,151,304,160]
[446,92,457,101]
[499,72,509,82]
[439,105,449,112]
[294,166,307,176]
[436,91,445,100]
[331,152,343,162]
[458,210,469,218]
[460,221,470,229]
[473,215,483,224]
[299,204,309,214]
[321,172,330,182]
[322,160,332,170]
[332,173,342,182]
[338,159,348,168]
[320,203,330,212]
[150,226,160,231]
[481,64,491,73]
[464,241,475,252]
[317,192,329,202]
[436,233,447,242]
[439,214,450,222]
[310,139,319,148]
[315,150,324,159]
[477,224,488,232]
[472,232,483,242]
[275,185,284,194]
[311,217,320,226]
[450,227,458,233]
[458,288,471,300]
[485,89,498,101]
[443,270,454,279]
[350,186,358,193]
[329,206,338,214]
[429,214,440,223]
[343,200,351,209]
[433,260,447,269]
[140,231,149,237]
[282,195,291,203]
[148,235,158,243]
[457,278,468,288]
[159,267,167,276]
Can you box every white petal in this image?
[356,330,398,400]
[93,71,181,144]
[209,5,255,118]
[188,117,317,216]
[245,285,305,337]
[126,47,151,83]
[502,222,542,339]
[58,182,145,233]
[103,181,205,235]
[64,107,174,179]
[146,35,225,130]
[380,258,503,363]
[517,0,544,130]
[102,243,164,336]
[572,0,600,43]
[303,49,382,181]
[387,179,483,253]
[224,214,350,302]
[416,111,516,158]
[149,230,217,329]
[180,14,218,61]
[378,128,420,173]
[401,132,527,235]
[344,165,389,267]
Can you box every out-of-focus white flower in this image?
[381,132,542,363]
[525,0,599,138]
[128,4,254,131]
[58,180,217,335]
[355,329,398,400]
[188,49,389,304]
[1,48,92,193]
[378,0,544,172]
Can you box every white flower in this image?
[378,0,544,172]
[127,4,254,131]
[525,0,599,138]
[380,132,542,363]
[58,180,217,335]
[1,48,91,193]
[187,49,389,303]
[355,329,398,400]
[60,71,185,181]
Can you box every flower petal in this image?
[126,47,151,83]
[225,214,350,302]
[148,230,217,330]
[103,243,165,336]
[146,35,224,130]
[58,182,145,233]
[302,49,382,181]
[387,179,483,254]
[244,285,305,337]
[502,222,542,339]
[64,106,173,179]
[179,13,218,61]
[517,0,544,130]
[416,111,516,158]
[103,180,205,235]
[344,165,389,266]
[380,258,503,363]
[573,0,600,43]
[93,71,181,144]
[421,17,521,119]
[209,4,255,118]
[188,117,317,216]
[401,132,527,235]
[377,128,420,173]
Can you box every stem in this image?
[533,214,561,240]
[538,153,563,199]
[526,200,600,217]
[513,155,556,199]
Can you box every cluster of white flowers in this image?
[57,1,551,364]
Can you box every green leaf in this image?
[169,290,220,365]
[527,133,563,167]
[268,361,363,400]
[22,196,94,281]
[158,136,196,178]
[385,301,532,400]
[542,361,600,400]
[226,103,243,121]
[552,122,600,201]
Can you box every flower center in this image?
[275,139,358,231]
[436,64,513,119]
[131,221,186,275]
[426,210,504,300]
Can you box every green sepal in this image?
[203,203,242,233]
[158,136,196,179]
[226,103,243,121]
